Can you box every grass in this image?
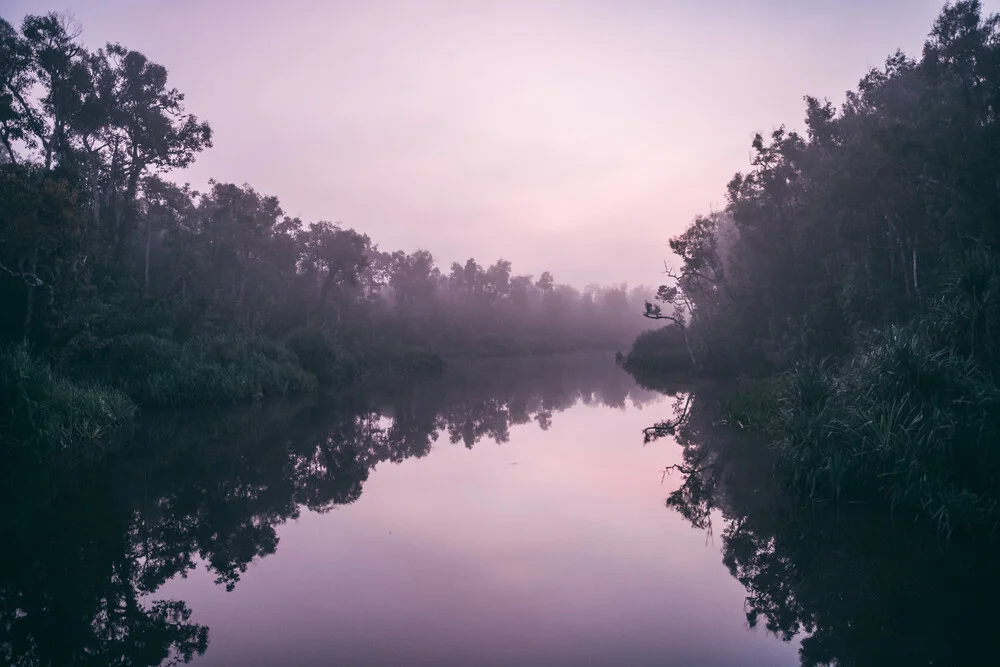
[718,377,782,433]
[1,343,137,463]
[1,324,446,465]
[701,253,1000,536]
[747,325,1000,536]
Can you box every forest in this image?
[624,0,1000,535]
[0,11,653,459]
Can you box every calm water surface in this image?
[155,367,796,667]
[5,354,996,666]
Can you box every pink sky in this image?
[6,0,989,286]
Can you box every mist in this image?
[6,2,1000,666]
[3,0,980,286]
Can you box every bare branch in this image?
[643,394,693,443]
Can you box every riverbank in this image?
[651,381,1000,665]
[0,327,447,461]
[625,313,1000,537]
[621,1,1000,538]
[2,329,639,462]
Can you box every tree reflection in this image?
[0,353,654,666]
[0,452,209,667]
[649,384,1000,666]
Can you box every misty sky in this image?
[6,0,993,287]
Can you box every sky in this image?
[5,0,995,287]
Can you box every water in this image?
[153,367,795,667]
[4,354,996,666]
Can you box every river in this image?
[2,353,995,666]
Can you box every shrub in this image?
[285,326,359,386]
[1,344,136,462]
[718,377,782,433]
[768,326,1000,535]
[621,326,694,386]
[62,332,317,407]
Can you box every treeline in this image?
[0,11,651,451]
[626,1,1000,532]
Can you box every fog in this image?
[4,0,975,286]
[9,2,1000,666]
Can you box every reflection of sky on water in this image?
[159,397,798,667]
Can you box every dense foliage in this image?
[0,11,652,454]
[648,385,1000,667]
[627,1,1000,530]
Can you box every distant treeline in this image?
[0,11,653,456]
[626,1,1000,534]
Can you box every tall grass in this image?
[718,377,783,433]
[768,325,1000,535]
[716,253,1000,535]
[1,344,136,463]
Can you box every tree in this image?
[0,17,37,164]
[391,249,438,315]
[87,43,212,259]
[301,222,370,323]
[195,182,297,327]
[139,175,196,292]
[535,271,554,293]
[0,164,84,342]
[483,258,512,301]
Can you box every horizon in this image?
[4,0,989,288]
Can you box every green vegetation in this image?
[0,10,652,456]
[658,382,1000,666]
[625,1,1000,534]
[62,332,318,407]
[618,326,694,378]
[1,343,136,462]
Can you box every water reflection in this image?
[650,383,1000,667]
[0,354,660,666]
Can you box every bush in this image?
[621,326,694,384]
[1,344,136,462]
[285,326,358,386]
[718,377,782,433]
[768,326,1000,535]
[62,332,317,407]
[341,330,447,380]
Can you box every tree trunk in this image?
[900,247,910,297]
[680,325,698,370]
[114,164,143,262]
[22,252,37,343]
[90,149,100,234]
[0,135,17,164]
[144,218,152,291]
